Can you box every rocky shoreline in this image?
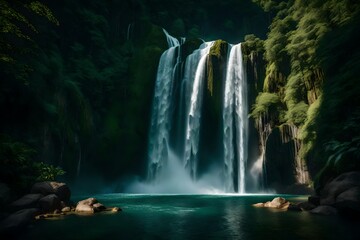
[253,171,360,219]
[0,181,121,236]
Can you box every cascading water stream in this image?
[184,42,214,179]
[223,43,248,193]
[147,30,180,181]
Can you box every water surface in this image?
[23,194,359,240]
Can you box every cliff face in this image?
[246,0,360,193]
[243,40,311,193]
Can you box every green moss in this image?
[299,97,321,157]
[263,62,287,93]
[209,40,228,58]
[207,40,228,96]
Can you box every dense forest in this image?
[1,0,360,198]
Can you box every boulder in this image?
[320,171,360,205]
[0,208,39,233]
[78,197,98,206]
[61,207,71,213]
[264,197,287,208]
[31,182,71,202]
[75,204,94,213]
[38,194,61,213]
[74,197,120,214]
[111,207,121,212]
[310,206,338,216]
[75,198,98,213]
[336,186,360,203]
[252,203,265,207]
[253,197,289,209]
[9,194,43,211]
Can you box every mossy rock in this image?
[209,40,228,59]
[207,40,228,97]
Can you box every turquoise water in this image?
[22,194,359,240]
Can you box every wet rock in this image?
[61,207,71,213]
[310,206,338,216]
[320,171,360,205]
[253,203,265,207]
[278,201,290,210]
[111,207,120,212]
[9,194,43,211]
[75,203,94,213]
[253,197,290,209]
[38,194,61,213]
[75,197,120,214]
[31,182,71,202]
[264,197,287,208]
[75,198,98,213]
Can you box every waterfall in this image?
[147,30,180,181]
[223,43,248,193]
[143,29,250,193]
[184,42,214,179]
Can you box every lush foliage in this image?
[0,135,64,195]
[0,0,58,79]
[251,0,360,189]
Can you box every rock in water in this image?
[61,207,71,213]
[252,203,265,207]
[253,197,289,209]
[265,197,287,208]
[111,207,120,212]
[75,204,94,213]
[75,197,120,214]
[75,198,98,213]
[31,182,71,202]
